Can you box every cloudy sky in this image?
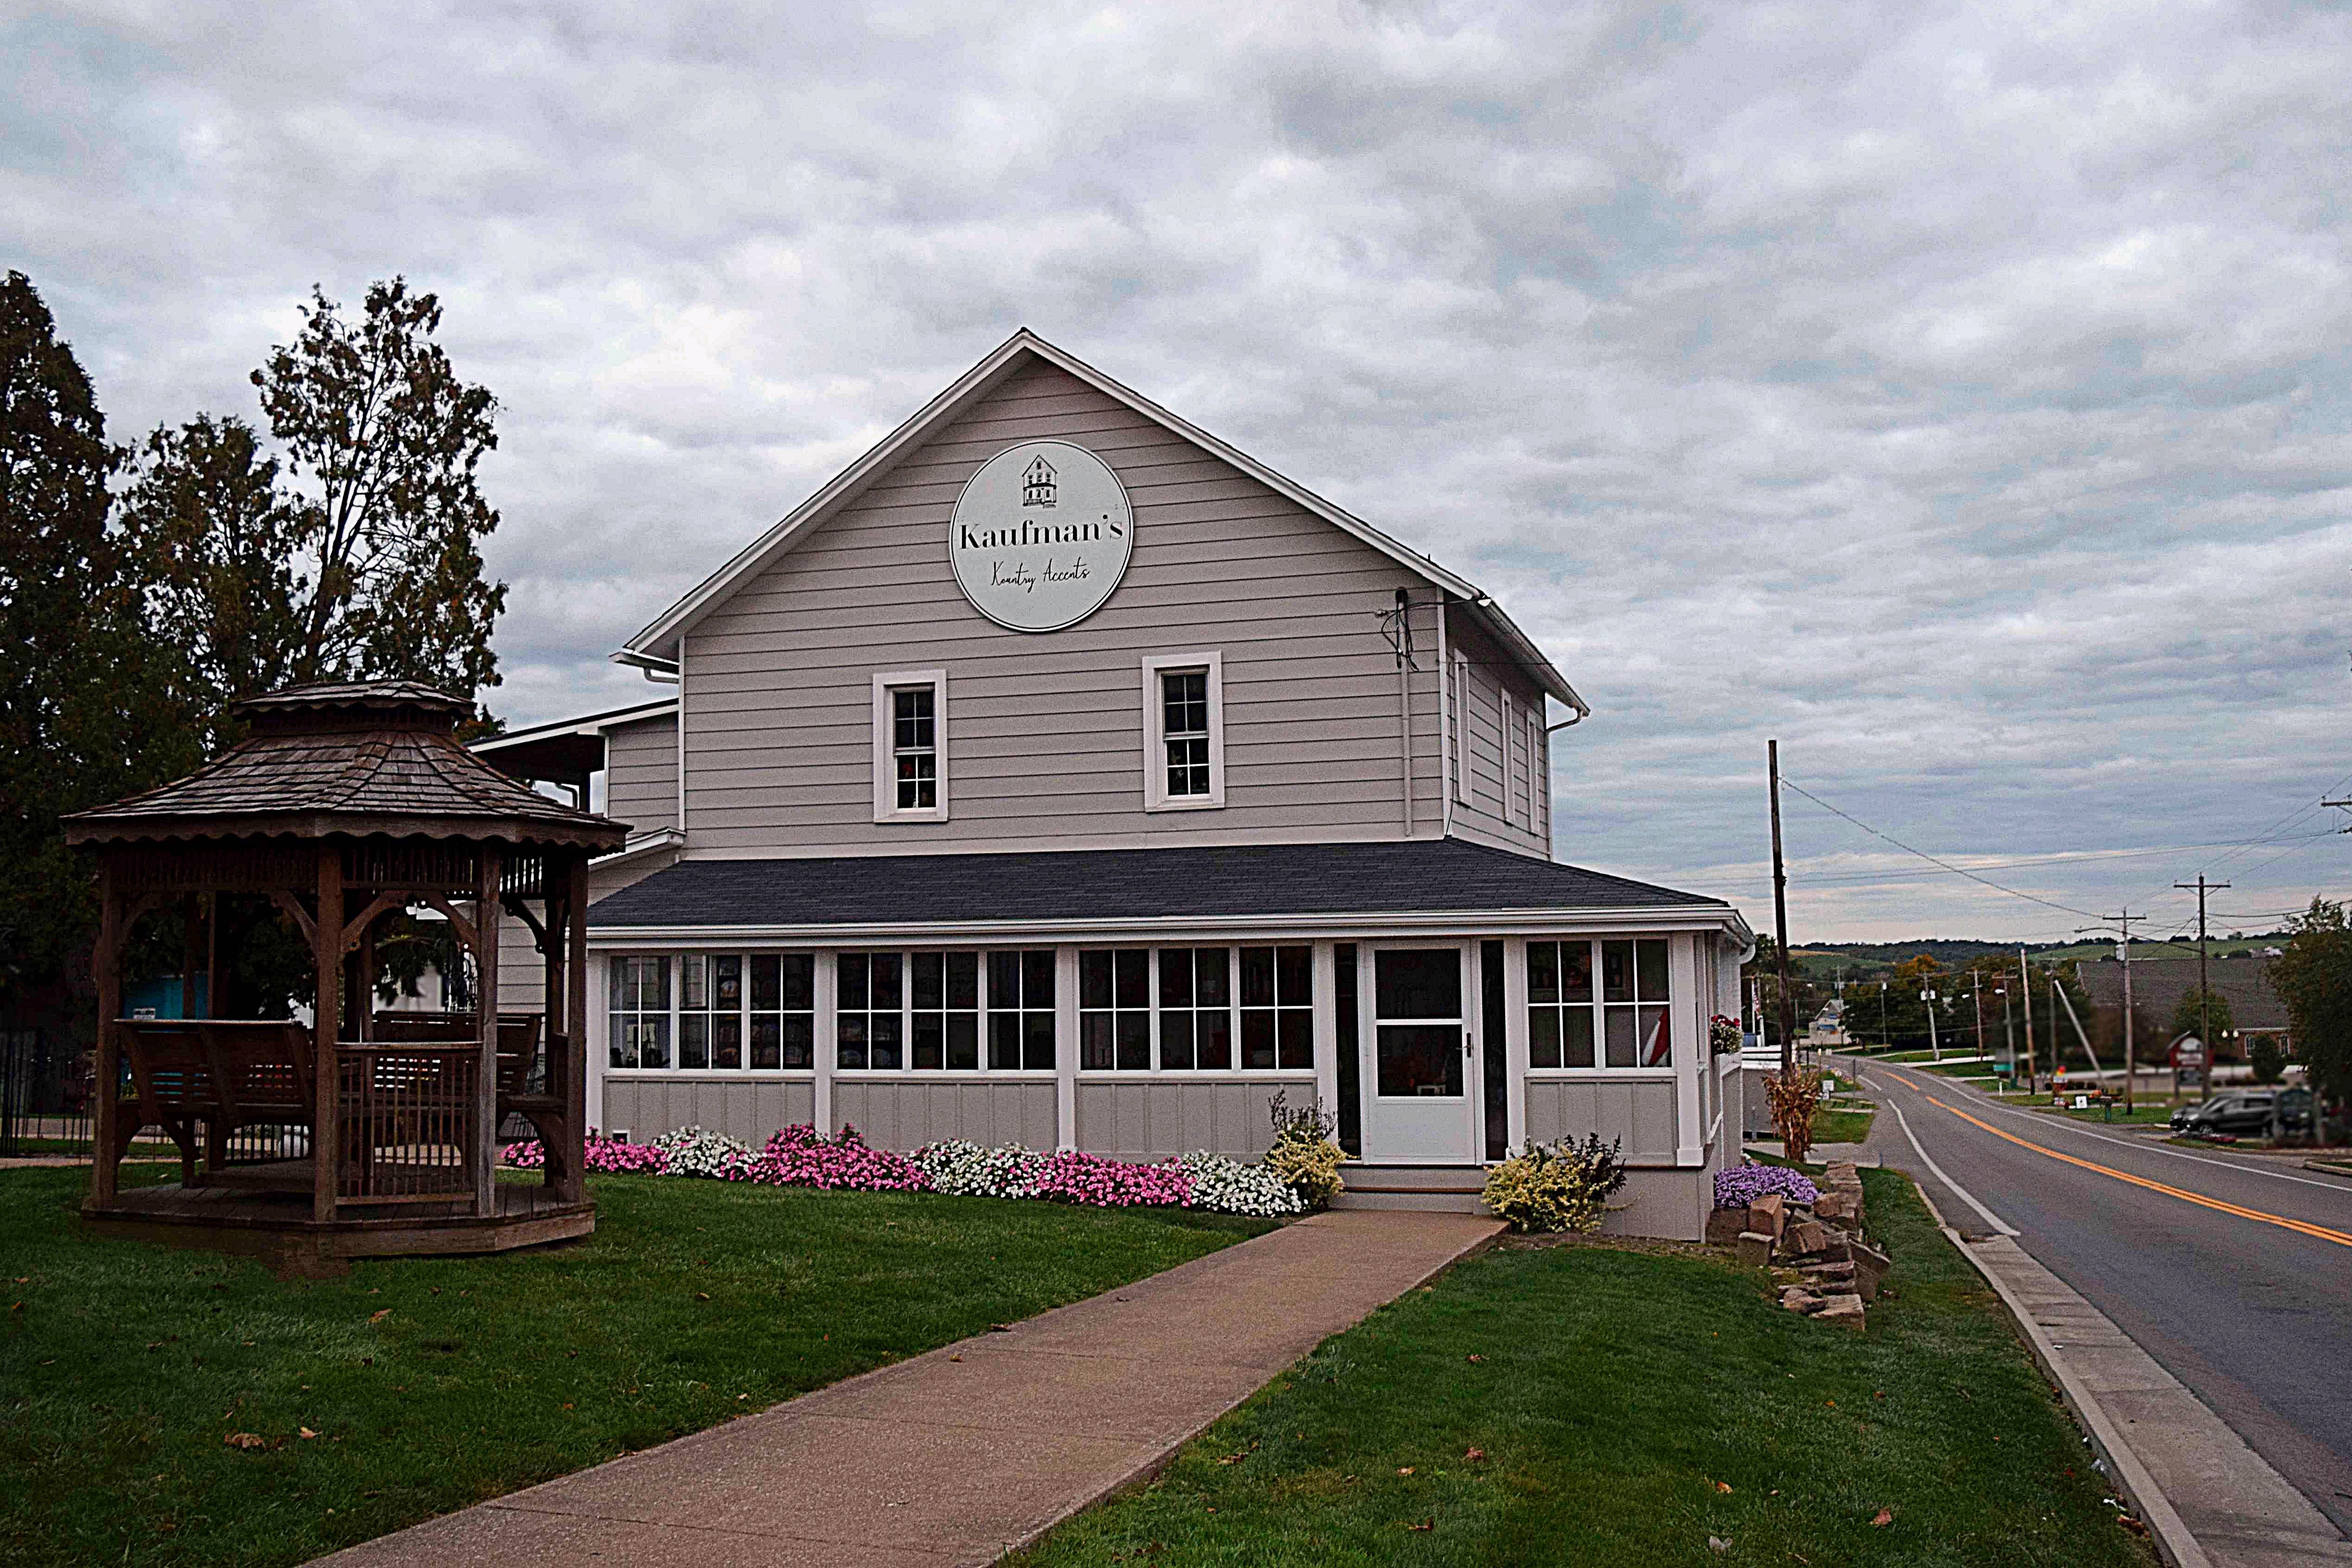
[9,0,2350,942]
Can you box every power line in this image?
[1778,776,2109,920]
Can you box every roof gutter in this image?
[610,649,680,683]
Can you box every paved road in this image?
[1843,1056,2352,1539]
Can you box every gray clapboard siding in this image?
[601,1078,814,1145]
[831,1079,1058,1151]
[607,712,679,834]
[1074,1078,1301,1161]
[680,358,1464,856]
[1442,613,1549,859]
[1601,1167,1708,1242]
[1522,1078,1680,1163]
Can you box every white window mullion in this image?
[1142,651,1225,810]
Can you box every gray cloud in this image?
[7,0,2349,941]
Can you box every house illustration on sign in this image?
[473,328,1754,1240]
[1022,453,1058,508]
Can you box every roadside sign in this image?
[2170,1036,2206,1069]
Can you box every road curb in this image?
[1907,1174,2212,1568]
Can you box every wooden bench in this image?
[372,1012,547,1102]
[116,1019,314,1183]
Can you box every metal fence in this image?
[0,1028,92,1158]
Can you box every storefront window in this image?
[1528,938,1670,1068]
[612,953,812,1071]
[1079,948,1151,1070]
[608,956,671,1069]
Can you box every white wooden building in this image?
[481,331,1752,1237]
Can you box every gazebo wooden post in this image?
[562,852,590,1204]
[312,842,345,1223]
[475,846,503,1217]
[537,863,566,1192]
[89,859,124,1208]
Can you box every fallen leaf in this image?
[1708,1537,1732,1555]
[947,1355,964,1362]
[224,1432,265,1450]
[1871,1508,1894,1527]
[696,1292,710,1302]
[300,1426,321,1439]
[1466,1354,1486,1363]
[2119,1517,2148,1537]
[1464,1448,1486,1463]
[1714,1480,1733,1494]
[368,1309,391,1324]
[1398,1466,1415,1476]
[1825,1400,1836,1408]
[989,1323,1014,1332]
[562,1402,574,1410]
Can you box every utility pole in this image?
[2079,909,2145,1112]
[1878,981,1889,1049]
[1768,740,1794,1078]
[1970,967,1986,1063]
[1999,979,2015,1092]
[1921,984,1942,1060]
[2174,876,2230,1084]
[2019,948,2037,1097]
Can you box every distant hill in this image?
[1789,933,2288,976]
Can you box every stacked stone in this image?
[1706,1161,1889,1330]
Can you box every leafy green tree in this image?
[0,272,193,1007]
[2267,897,2352,1141]
[125,277,507,744]
[2169,986,2234,1050]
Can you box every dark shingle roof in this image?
[2076,957,2286,1032]
[64,681,630,850]
[590,839,1735,930]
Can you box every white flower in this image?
[1178,1151,1305,1217]
[650,1125,756,1179]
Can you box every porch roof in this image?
[588,839,1740,933]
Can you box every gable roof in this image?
[586,839,1737,935]
[618,329,1587,714]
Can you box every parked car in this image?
[2170,1088,2311,1138]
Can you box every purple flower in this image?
[1712,1163,1819,1210]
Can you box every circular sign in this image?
[948,440,1134,632]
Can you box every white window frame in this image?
[1522,935,1675,1076]
[1452,651,1473,806]
[605,951,819,1076]
[1074,944,1319,1077]
[1142,651,1225,811]
[872,668,949,823]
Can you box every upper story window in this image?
[872,669,949,822]
[1142,651,1224,810]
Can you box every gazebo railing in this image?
[335,1045,478,1203]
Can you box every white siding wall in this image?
[677,361,1455,856]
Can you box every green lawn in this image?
[0,1167,1272,1568]
[1811,1105,1877,1144]
[1012,1169,2153,1568]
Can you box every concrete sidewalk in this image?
[316,1208,1502,1568]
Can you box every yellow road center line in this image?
[1888,1072,2352,1249]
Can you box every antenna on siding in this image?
[1374,587,1420,671]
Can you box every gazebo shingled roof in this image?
[64,680,627,851]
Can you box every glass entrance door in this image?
[1361,943,1478,1162]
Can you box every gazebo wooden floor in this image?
[82,1177,595,1278]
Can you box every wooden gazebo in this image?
[63,681,628,1275]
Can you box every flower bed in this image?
[1713,1162,1820,1210]
[502,1123,1306,1216]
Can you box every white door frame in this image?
[1357,939,1480,1163]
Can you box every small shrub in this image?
[1480,1134,1627,1234]
[1713,1163,1819,1210]
[1264,1091,1346,1206]
[2251,1034,2285,1085]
